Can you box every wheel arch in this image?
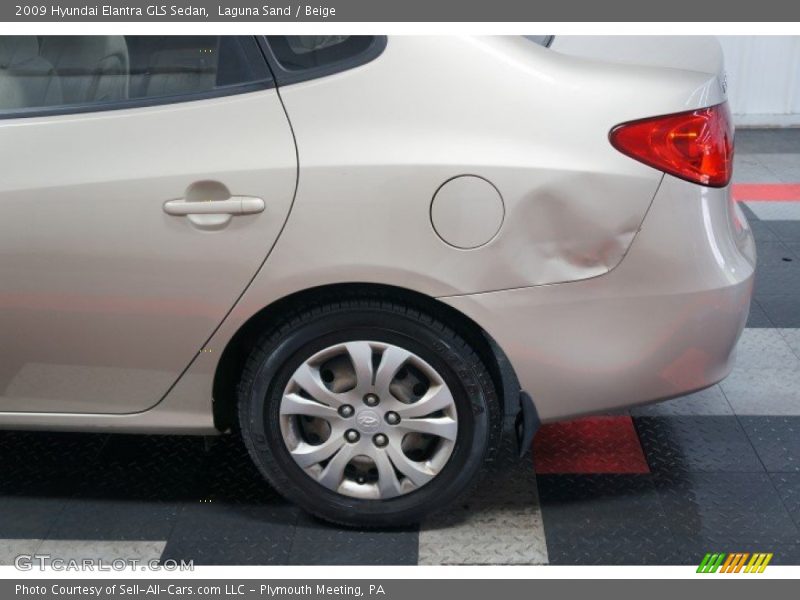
[212,282,522,432]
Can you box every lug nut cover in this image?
[345,429,360,443]
[373,433,388,447]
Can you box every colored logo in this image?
[697,552,773,573]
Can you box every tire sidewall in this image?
[241,307,492,525]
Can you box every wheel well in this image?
[212,283,521,432]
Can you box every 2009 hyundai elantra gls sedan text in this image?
[0,35,755,526]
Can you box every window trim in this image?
[258,36,387,86]
[0,36,274,120]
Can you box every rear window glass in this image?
[524,36,555,48]
[266,36,377,72]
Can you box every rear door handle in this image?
[163,196,265,216]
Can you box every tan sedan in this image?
[0,35,754,525]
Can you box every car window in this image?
[267,36,376,71]
[524,36,555,47]
[0,36,270,116]
[263,36,386,84]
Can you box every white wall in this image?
[718,36,800,127]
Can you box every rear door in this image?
[0,36,296,413]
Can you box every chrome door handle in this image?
[163,196,265,216]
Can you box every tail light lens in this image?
[609,103,734,187]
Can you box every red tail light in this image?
[609,103,734,187]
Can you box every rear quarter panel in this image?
[254,35,725,299]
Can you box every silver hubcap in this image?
[279,341,458,499]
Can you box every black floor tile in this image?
[289,538,418,565]
[546,538,681,565]
[755,242,800,265]
[48,498,180,541]
[538,474,677,565]
[76,435,207,501]
[168,501,298,543]
[754,245,800,297]
[735,129,800,154]
[655,472,800,547]
[635,416,764,473]
[540,470,800,565]
[749,219,780,242]
[766,545,800,565]
[0,432,108,496]
[754,264,800,298]
[770,473,800,529]
[0,464,77,498]
[293,513,417,546]
[161,538,291,566]
[740,417,800,473]
[746,299,774,328]
[196,435,281,505]
[786,242,800,260]
[0,431,108,466]
[655,542,709,566]
[767,221,800,243]
[758,295,800,328]
[0,496,67,538]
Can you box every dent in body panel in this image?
[441,176,755,421]
[508,172,658,283]
[265,36,720,295]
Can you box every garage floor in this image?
[1,129,799,567]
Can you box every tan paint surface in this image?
[0,36,751,431]
[0,90,296,414]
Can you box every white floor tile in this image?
[721,366,800,416]
[418,448,547,565]
[779,328,800,360]
[746,201,800,221]
[0,539,42,566]
[34,539,166,565]
[734,328,800,369]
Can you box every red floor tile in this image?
[733,183,800,202]
[533,416,650,474]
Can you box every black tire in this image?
[237,298,501,527]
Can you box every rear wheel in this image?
[237,299,501,527]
